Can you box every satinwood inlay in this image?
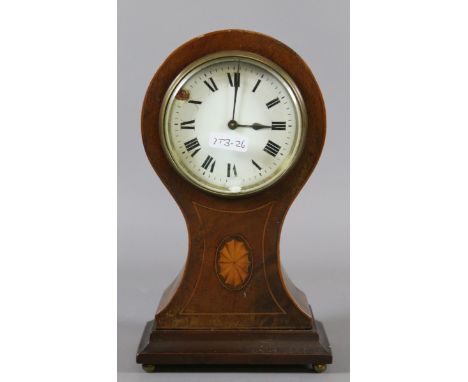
[216,236,252,290]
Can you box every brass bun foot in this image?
[142,364,157,373]
[313,364,327,373]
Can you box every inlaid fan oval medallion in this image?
[215,236,253,290]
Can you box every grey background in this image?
[118,0,349,381]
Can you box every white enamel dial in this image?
[161,52,306,196]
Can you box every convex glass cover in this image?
[161,51,307,196]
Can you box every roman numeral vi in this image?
[227,163,237,177]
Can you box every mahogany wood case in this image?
[137,30,332,368]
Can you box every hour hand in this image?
[237,123,271,130]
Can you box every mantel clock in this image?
[137,29,332,372]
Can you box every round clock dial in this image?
[161,51,306,196]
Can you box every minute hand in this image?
[236,123,272,130]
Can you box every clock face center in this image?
[227,120,238,130]
[161,52,306,196]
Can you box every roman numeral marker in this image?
[227,163,237,177]
[252,79,261,92]
[180,120,195,129]
[227,72,240,87]
[272,121,286,130]
[201,155,215,172]
[264,140,281,157]
[203,77,218,92]
[251,160,262,171]
[188,100,202,104]
[266,97,281,109]
[184,138,201,157]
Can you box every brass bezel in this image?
[160,50,307,197]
